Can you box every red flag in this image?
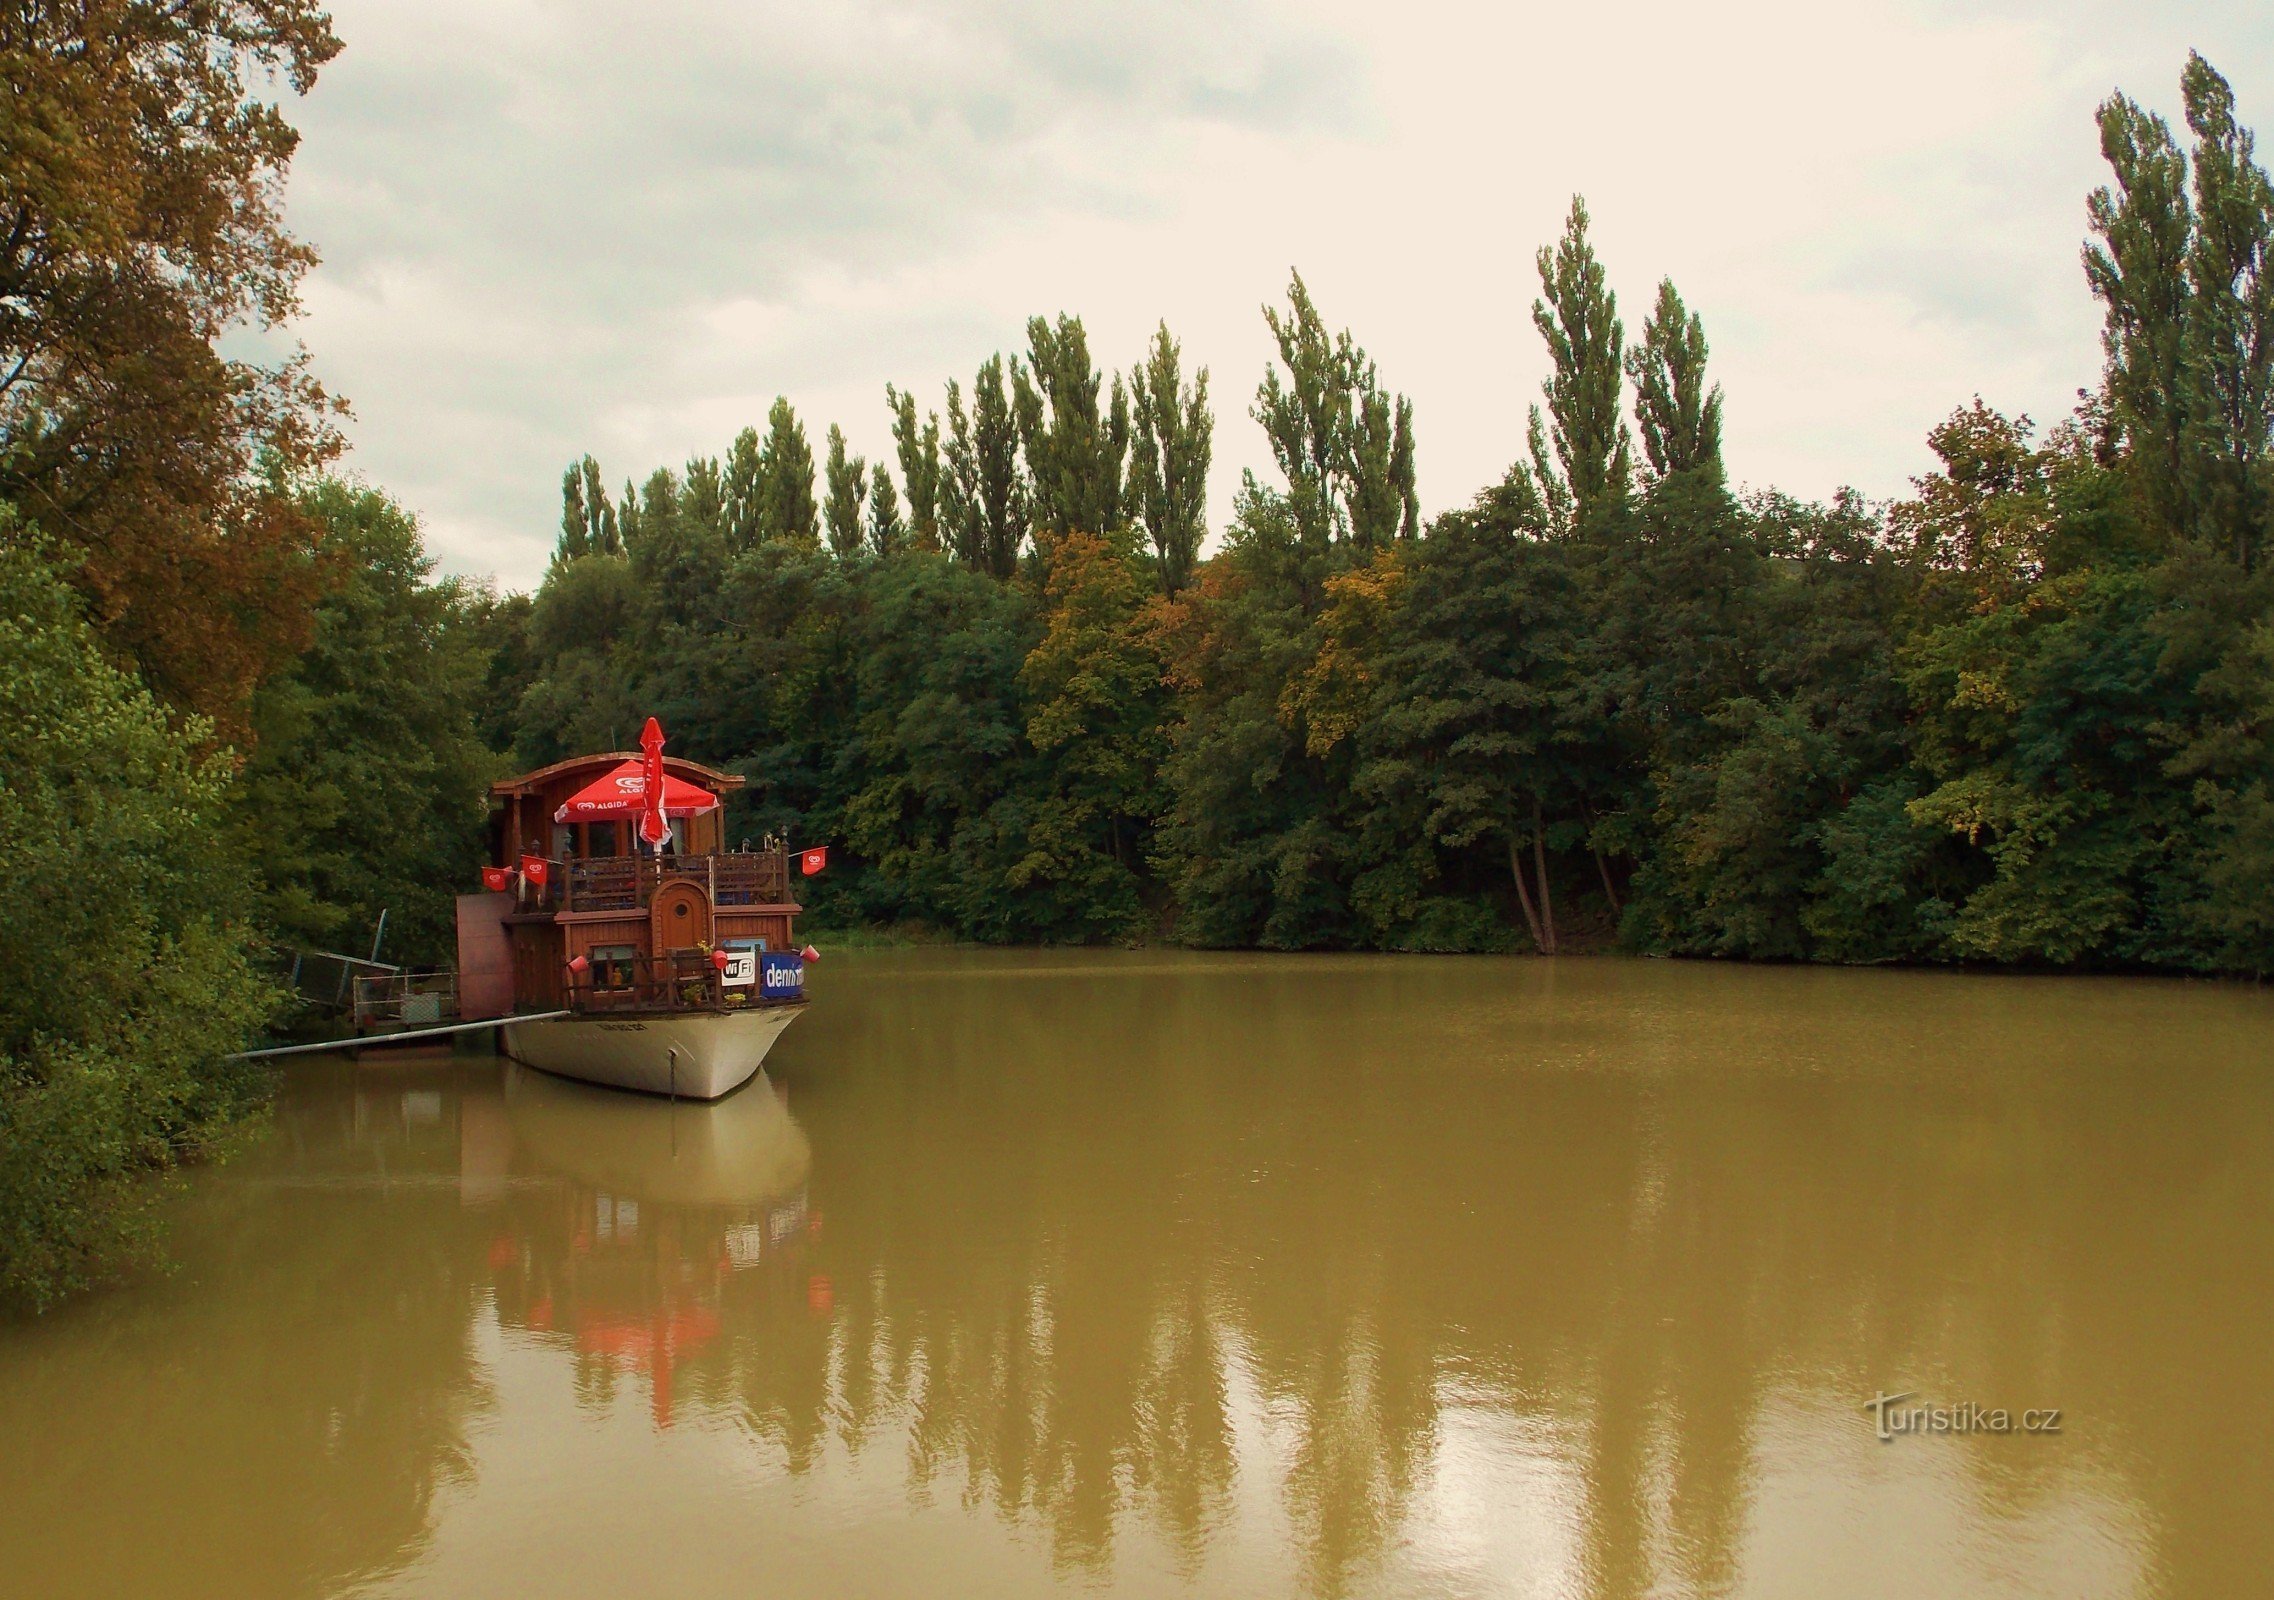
[481,866,513,893]
[637,716,670,851]
[800,944,820,962]
[800,846,828,876]
[519,854,550,888]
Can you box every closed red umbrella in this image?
[636,715,670,851]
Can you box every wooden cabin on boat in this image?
[456,751,802,1022]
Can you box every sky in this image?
[275,0,2274,592]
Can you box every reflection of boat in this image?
[501,1062,811,1210]
[459,718,814,1099]
[490,1062,817,1427]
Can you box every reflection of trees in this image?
[4,960,2265,1598]
[733,953,2274,1597]
[0,1062,495,1599]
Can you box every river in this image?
[1,950,2268,1598]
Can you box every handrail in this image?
[557,849,790,914]
[563,950,733,1014]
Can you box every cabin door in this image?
[651,879,713,952]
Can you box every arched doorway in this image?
[651,879,713,952]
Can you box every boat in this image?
[454,718,812,1099]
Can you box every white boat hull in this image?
[499,1005,805,1100]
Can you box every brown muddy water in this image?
[1,949,2270,1598]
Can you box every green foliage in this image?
[235,482,495,965]
[0,530,276,1310]
[942,357,1026,577]
[1529,197,1634,537]
[480,52,2274,980]
[886,385,943,552]
[757,398,820,549]
[2087,52,2274,570]
[1129,322,1214,595]
[1253,272,1418,560]
[1627,279,1724,488]
[866,463,906,558]
[823,424,868,560]
[1013,314,1128,544]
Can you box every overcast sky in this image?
[277,0,2274,591]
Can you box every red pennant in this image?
[800,846,828,876]
[800,944,820,963]
[519,854,550,888]
[481,866,513,893]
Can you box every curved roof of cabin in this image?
[491,752,746,798]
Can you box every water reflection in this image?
[484,1065,813,1431]
[0,954,2269,1599]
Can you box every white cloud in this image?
[283,0,2274,588]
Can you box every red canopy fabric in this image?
[552,761,721,824]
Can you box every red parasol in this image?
[553,760,719,832]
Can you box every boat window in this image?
[589,945,638,990]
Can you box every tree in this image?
[1253,272,1417,568]
[823,423,868,559]
[2087,52,2274,569]
[1626,279,1724,488]
[235,482,493,963]
[1129,322,1214,595]
[756,397,820,547]
[0,0,347,732]
[887,385,943,552]
[724,426,765,550]
[867,463,907,557]
[0,528,275,1309]
[2175,53,2274,572]
[1014,529,1170,937]
[557,456,621,561]
[942,357,1027,578]
[1013,313,1129,542]
[1529,197,1633,538]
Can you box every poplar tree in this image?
[976,357,1028,578]
[1530,197,1633,537]
[1254,271,1419,557]
[1626,279,1725,487]
[887,385,943,552]
[942,378,980,567]
[724,426,765,550]
[867,463,907,557]
[942,358,1028,578]
[1129,322,1214,594]
[682,454,727,541]
[557,455,619,560]
[1013,313,1129,539]
[1256,271,1354,553]
[824,423,869,559]
[756,396,820,547]
[2177,52,2274,570]
[2087,82,2200,544]
[2085,52,2274,569]
[1348,384,1418,547]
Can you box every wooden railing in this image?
[563,951,795,1015]
[555,849,790,913]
